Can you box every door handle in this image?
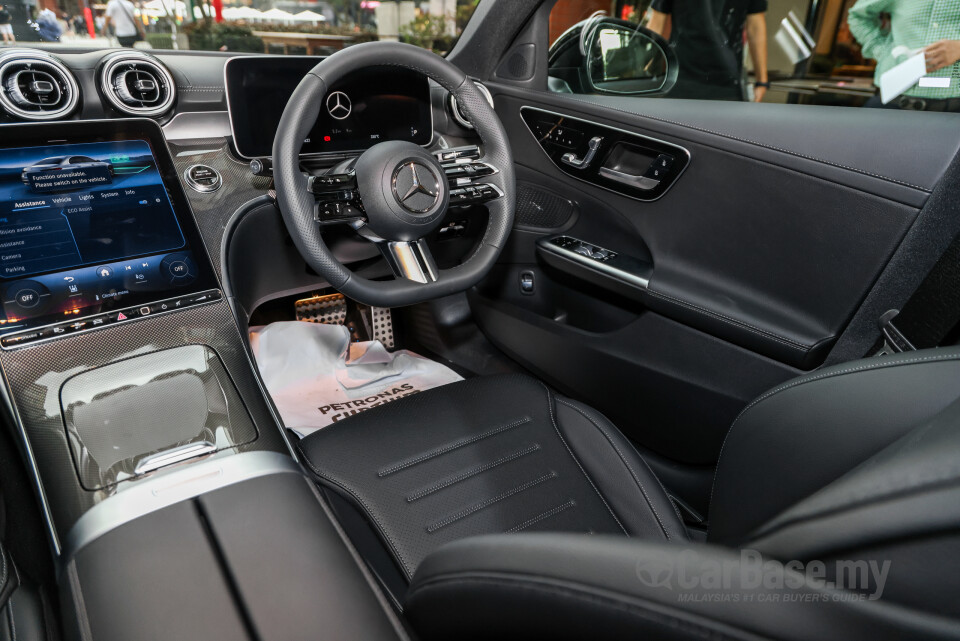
[561,136,603,169]
[598,166,660,190]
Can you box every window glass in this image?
[0,0,480,55]
[548,0,960,112]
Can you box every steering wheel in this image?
[273,41,515,308]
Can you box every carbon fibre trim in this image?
[168,141,273,280]
[0,299,288,547]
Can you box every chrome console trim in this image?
[62,451,301,561]
[162,111,233,142]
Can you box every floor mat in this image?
[250,321,463,438]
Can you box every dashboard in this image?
[0,47,487,348]
[0,45,490,546]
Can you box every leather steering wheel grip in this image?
[272,41,516,308]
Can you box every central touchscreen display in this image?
[226,59,432,158]
[0,127,216,337]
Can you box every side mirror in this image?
[548,17,677,97]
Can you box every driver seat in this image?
[298,348,960,638]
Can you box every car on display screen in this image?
[20,155,114,185]
[0,1,958,640]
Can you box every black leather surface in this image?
[155,52,228,111]
[67,500,251,641]
[554,398,686,541]
[0,544,14,616]
[197,474,405,641]
[64,472,405,641]
[298,374,685,579]
[405,534,960,641]
[1,581,50,641]
[397,349,960,638]
[709,347,960,546]
[741,394,960,620]
[490,88,919,372]
[554,94,960,198]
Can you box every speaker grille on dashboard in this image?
[507,53,529,80]
[496,43,536,81]
[515,182,576,230]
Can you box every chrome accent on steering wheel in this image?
[383,240,439,283]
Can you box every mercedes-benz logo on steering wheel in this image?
[326,91,352,120]
[392,161,440,213]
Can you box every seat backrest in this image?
[709,347,960,619]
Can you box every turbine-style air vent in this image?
[449,81,494,130]
[0,52,79,121]
[101,53,175,117]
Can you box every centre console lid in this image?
[60,452,407,641]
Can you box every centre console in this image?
[60,453,407,641]
[0,118,407,641]
[0,119,289,550]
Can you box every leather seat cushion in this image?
[298,374,686,579]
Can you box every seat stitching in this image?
[407,443,542,502]
[557,398,673,541]
[0,546,7,593]
[409,575,750,641]
[539,382,628,535]
[506,500,577,533]
[646,289,818,351]
[708,352,960,516]
[570,402,686,526]
[298,444,416,579]
[553,93,930,192]
[427,472,558,532]
[378,416,532,477]
[7,595,14,641]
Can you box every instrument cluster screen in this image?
[226,58,433,158]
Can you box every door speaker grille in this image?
[515,182,577,230]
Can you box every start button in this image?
[183,164,222,193]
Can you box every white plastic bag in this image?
[250,321,462,438]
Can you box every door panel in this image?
[470,84,960,465]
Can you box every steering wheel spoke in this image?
[380,239,439,284]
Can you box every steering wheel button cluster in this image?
[442,161,496,184]
[450,183,499,206]
[309,172,358,194]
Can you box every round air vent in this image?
[0,51,79,121]
[448,81,494,130]
[100,53,175,117]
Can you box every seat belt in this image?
[875,230,960,355]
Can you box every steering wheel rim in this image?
[272,41,515,308]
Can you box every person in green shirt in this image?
[848,0,960,111]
